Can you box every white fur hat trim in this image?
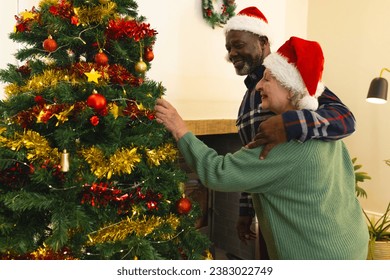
[263,53,324,110]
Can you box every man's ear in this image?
[259,36,269,46]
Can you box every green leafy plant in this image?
[355,158,390,241]
[364,202,390,241]
[353,157,371,198]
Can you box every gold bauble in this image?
[135,59,147,73]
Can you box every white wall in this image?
[308,0,390,214]
[1,0,40,99]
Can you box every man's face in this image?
[225,30,264,76]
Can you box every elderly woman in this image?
[154,37,368,260]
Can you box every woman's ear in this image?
[287,90,294,101]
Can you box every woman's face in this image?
[256,69,295,114]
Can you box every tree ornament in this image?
[90,115,100,126]
[84,68,102,84]
[146,201,158,211]
[43,35,58,52]
[178,182,186,194]
[135,58,147,73]
[87,90,107,111]
[99,0,111,4]
[95,50,109,66]
[202,0,236,28]
[144,47,154,62]
[176,197,192,214]
[60,149,70,172]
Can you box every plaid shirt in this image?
[237,65,356,216]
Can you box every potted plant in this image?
[354,158,390,260]
[364,202,390,259]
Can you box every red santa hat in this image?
[263,36,325,110]
[224,6,271,41]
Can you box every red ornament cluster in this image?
[123,100,155,120]
[15,101,85,129]
[0,163,34,188]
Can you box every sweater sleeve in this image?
[281,88,356,142]
[177,132,302,193]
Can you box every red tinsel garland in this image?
[48,0,74,20]
[72,62,142,86]
[106,18,158,41]
[81,183,162,213]
[14,7,39,32]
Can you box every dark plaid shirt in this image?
[237,65,356,216]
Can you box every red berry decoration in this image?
[95,50,109,66]
[43,36,58,52]
[176,197,192,214]
[144,48,154,62]
[87,90,107,111]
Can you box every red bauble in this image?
[144,48,154,62]
[176,197,192,214]
[87,91,107,111]
[43,36,58,52]
[95,51,109,66]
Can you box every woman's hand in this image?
[154,98,189,141]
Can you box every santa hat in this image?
[263,37,325,110]
[224,6,271,41]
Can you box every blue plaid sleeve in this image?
[239,192,256,217]
[282,87,356,142]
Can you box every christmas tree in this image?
[0,0,211,260]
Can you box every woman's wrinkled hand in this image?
[154,98,189,141]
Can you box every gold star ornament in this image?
[84,68,101,84]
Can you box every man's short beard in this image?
[235,63,251,76]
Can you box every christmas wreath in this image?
[202,0,236,28]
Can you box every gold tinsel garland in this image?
[0,127,7,144]
[81,146,141,179]
[38,0,118,26]
[145,143,178,166]
[87,214,180,245]
[73,2,118,25]
[1,129,59,163]
[82,143,178,179]
[4,69,79,97]
[1,127,179,179]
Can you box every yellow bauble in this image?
[135,59,147,73]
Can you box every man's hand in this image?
[236,216,256,245]
[246,115,287,159]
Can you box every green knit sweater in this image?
[178,132,369,260]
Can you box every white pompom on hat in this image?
[263,36,325,110]
[224,6,272,41]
